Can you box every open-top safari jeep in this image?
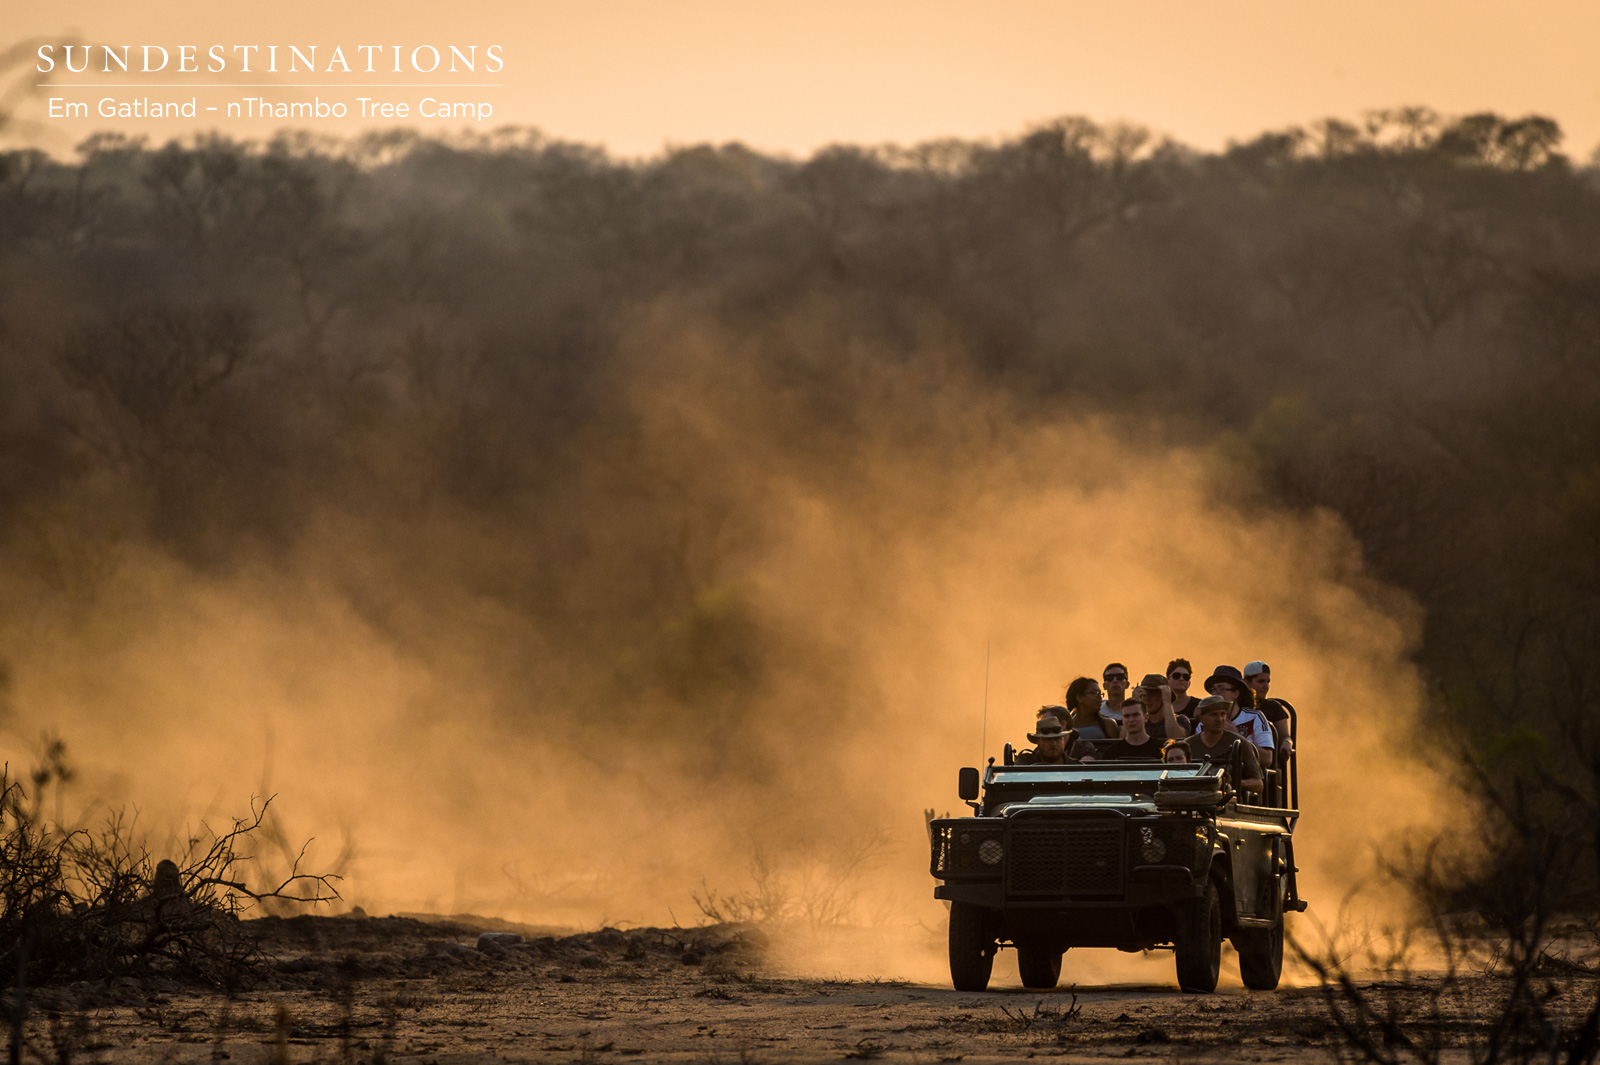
[928,731,1304,993]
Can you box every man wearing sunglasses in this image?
[1099,662,1135,734]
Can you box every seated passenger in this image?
[1162,740,1192,764]
[1132,673,1190,740]
[1166,658,1201,720]
[1243,661,1294,762]
[1062,677,1117,740]
[1098,700,1165,760]
[1098,663,1133,735]
[1196,664,1276,769]
[1190,696,1264,796]
[1015,714,1080,765]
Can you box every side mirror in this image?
[958,767,980,801]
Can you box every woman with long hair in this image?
[1062,676,1119,739]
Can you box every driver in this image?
[1015,713,1081,765]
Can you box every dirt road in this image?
[11,914,1529,1063]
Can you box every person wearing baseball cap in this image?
[1243,661,1295,761]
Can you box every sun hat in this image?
[1028,716,1072,743]
[1203,664,1249,693]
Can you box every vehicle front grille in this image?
[1007,820,1124,897]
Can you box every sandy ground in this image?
[13,914,1590,1064]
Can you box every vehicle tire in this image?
[948,902,997,992]
[1174,881,1222,993]
[1235,917,1283,990]
[1236,857,1286,990]
[1016,944,1063,989]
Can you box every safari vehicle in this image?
[927,733,1304,993]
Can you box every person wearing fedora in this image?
[1197,664,1276,769]
[1130,673,1189,740]
[1190,695,1263,796]
[1016,712,1081,765]
[1243,661,1295,762]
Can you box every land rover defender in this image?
[928,733,1303,992]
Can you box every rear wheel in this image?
[1016,944,1063,989]
[1235,917,1284,990]
[1174,881,1221,993]
[948,902,997,991]
[1237,858,1286,990]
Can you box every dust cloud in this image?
[0,299,1456,983]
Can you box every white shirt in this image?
[1199,706,1275,750]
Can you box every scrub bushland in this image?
[0,757,340,994]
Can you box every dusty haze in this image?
[0,299,1451,979]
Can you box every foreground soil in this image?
[14,914,1593,1063]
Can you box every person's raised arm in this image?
[1156,684,1178,738]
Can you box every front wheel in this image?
[1174,881,1221,993]
[948,902,997,991]
[1016,944,1063,989]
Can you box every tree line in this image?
[1,108,1597,909]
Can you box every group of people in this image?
[1017,659,1297,797]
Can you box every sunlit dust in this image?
[0,298,1464,987]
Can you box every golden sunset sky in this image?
[6,0,1599,159]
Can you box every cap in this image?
[1243,661,1269,677]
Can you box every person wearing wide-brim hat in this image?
[1203,664,1254,699]
[1190,695,1263,795]
[1131,673,1189,740]
[1017,711,1080,765]
[1199,666,1276,768]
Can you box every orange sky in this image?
[6,0,1599,160]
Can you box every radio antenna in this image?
[980,641,991,765]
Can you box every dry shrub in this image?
[0,757,340,992]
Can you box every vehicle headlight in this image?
[978,839,1004,865]
[1139,826,1167,863]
